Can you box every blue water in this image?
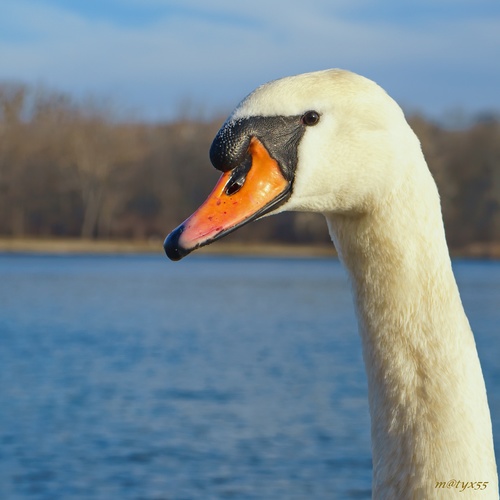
[0,254,499,499]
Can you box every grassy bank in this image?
[0,238,499,259]
[0,238,336,258]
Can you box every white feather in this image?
[234,69,499,499]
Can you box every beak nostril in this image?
[225,177,245,196]
[224,156,252,196]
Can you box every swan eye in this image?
[301,110,320,126]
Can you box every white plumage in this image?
[165,69,498,498]
[229,69,498,498]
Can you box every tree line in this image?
[0,83,499,252]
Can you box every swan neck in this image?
[325,169,498,497]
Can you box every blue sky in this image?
[0,0,499,121]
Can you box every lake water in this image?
[0,254,499,499]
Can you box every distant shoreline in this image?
[0,238,336,258]
[0,238,498,259]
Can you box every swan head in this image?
[164,69,420,260]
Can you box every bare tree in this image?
[1,80,499,252]
[67,109,144,238]
[0,84,31,236]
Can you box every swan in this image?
[163,69,498,499]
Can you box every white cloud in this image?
[0,0,498,119]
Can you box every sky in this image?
[0,0,499,121]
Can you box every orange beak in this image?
[164,137,291,260]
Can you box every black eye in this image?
[301,110,320,126]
